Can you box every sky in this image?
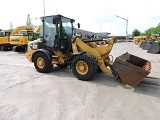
[0,0,160,35]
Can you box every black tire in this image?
[7,46,12,50]
[71,54,98,81]
[1,46,8,51]
[12,46,20,52]
[12,46,16,52]
[0,46,3,51]
[4,46,8,51]
[97,67,102,72]
[24,46,27,52]
[17,46,22,52]
[33,52,53,73]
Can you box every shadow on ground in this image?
[40,66,160,98]
[134,78,160,98]
[45,66,121,88]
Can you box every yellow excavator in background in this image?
[25,14,151,87]
[10,25,40,52]
[0,29,12,51]
[0,26,32,51]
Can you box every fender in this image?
[71,51,86,56]
[32,49,53,62]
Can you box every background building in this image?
[75,28,110,39]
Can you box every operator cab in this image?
[28,32,40,41]
[0,31,5,37]
[5,31,11,36]
[0,31,11,37]
[15,30,33,36]
[39,14,80,51]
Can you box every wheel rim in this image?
[37,57,45,69]
[76,61,88,75]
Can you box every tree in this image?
[154,25,160,34]
[140,33,145,36]
[132,29,141,36]
[145,27,155,35]
[134,24,160,36]
[9,22,13,30]
[26,14,33,26]
[145,26,160,35]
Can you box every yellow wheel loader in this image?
[25,14,151,87]
[133,35,151,46]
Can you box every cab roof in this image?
[40,14,75,22]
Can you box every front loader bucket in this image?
[142,41,154,50]
[112,52,151,87]
[147,41,160,54]
[139,41,147,48]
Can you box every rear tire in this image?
[34,52,53,73]
[71,54,98,81]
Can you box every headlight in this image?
[29,42,38,50]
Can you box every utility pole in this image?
[55,7,58,14]
[115,15,128,40]
[43,0,45,16]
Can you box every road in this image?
[0,42,160,120]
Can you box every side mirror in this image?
[53,18,57,24]
[78,23,80,28]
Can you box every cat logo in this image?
[11,39,19,42]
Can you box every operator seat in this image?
[60,35,72,52]
[54,34,73,52]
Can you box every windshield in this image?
[19,30,27,35]
[0,31,5,37]
[28,33,40,41]
[5,32,10,36]
[41,16,56,48]
[14,30,33,36]
[61,17,73,35]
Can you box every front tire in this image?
[33,52,53,73]
[71,54,98,81]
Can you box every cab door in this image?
[5,32,10,42]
